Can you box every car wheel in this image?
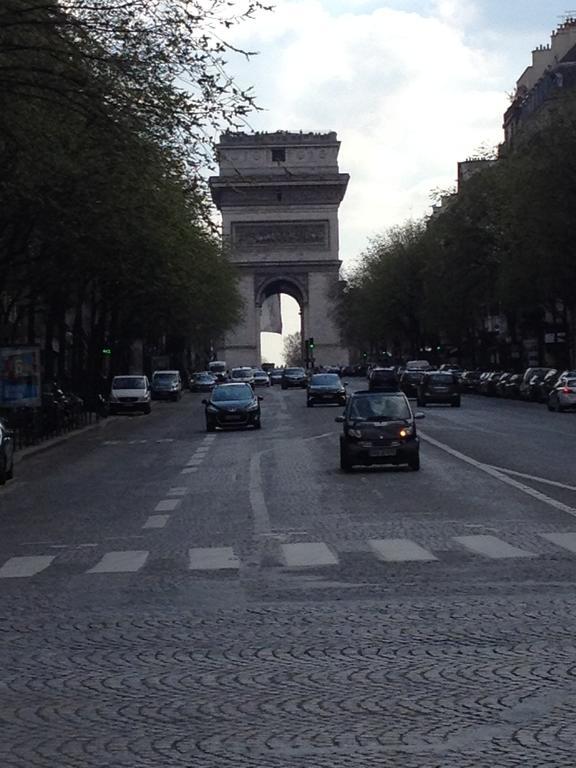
[206,421,215,433]
[281,384,287,390]
[0,456,6,485]
[340,444,353,473]
[408,454,420,471]
[254,420,261,430]
[143,405,151,414]
[6,456,14,481]
[307,399,313,407]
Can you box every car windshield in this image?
[112,377,146,389]
[153,373,177,383]
[285,368,304,375]
[212,384,252,402]
[428,374,454,384]
[349,394,411,421]
[231,369,252,378]
[311,374,339,385]
[565,379,576,388]
[254,371,267,377]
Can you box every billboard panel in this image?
[0,346,42,407]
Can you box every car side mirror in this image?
[258,396,263,401]
[335,415,345,423]
[201,399,208,405]
[343,382,349,386]
[414,412,425,420]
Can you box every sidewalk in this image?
[14,418,110,464]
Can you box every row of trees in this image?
[0,0,269,395]
[336,94,576,369]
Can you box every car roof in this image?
[351,390,405,397]
[152,369,179,375]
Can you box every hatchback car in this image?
[203,383,262,431]
[0,418,15,485]
[336,390,424,471]
[253,369,271,387]
[269,369,284,386]
[109,375,151,414]
[151,370,182,401]
[368,367,400,392]
[307,373,347,407]
[189,371,216,392]
[281,367,307,389]
[547,376,576,412]
[417,371,460,407]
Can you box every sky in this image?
[221,0,572,362]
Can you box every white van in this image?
[109,375,151,415]
[151,370,182,401]
[208,360,228,382]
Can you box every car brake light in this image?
[562,387,573,394]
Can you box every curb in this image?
[14,418,111,465]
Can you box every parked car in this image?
[307,373,347,407]
[151,370,182,401]
[495,372,512,398]
[519,368,554,401]
[253,369,271,387]
[503,373,522,399]
[189,372,216,393]
[460,370,482,392]
[109,375,151,415]
[479,371,501,397]
[547,375,576,412]
[336,390,424,472]
[203,383,262,431]
[368,367,400,392]
[281,367,307,389]
[0,418,15,485]
[536,369,560,403]
[417,371,460,407]
[229,367,255,386]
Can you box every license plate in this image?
[224,414,242,421]
[370,448,396,457]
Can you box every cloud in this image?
[227,1,509,264]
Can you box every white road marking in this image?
[194,447,209,454]
[453,535,535,559]
[186,458,203,466]
[0,556,55,578]
[87,550,148,573]
[203,436,217,443]
[181,467,198,475]
[369,538,438,562]
[249,452,271,536]
[143,515,169,529]
[540,532,576,555]
[303,432,337,442]
[419,431,576,518]
[167,487,188,496]
[155,438,175,443]
[188,547,240,570]
[280,542,339,568]
[103,440,121,445]
[487,466,576,493]
[154,499,180,512]
[77,543,98,548]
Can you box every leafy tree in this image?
[283,332,302,367]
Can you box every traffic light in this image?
[308,337,315,350]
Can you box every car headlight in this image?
[399,426,414,438]
[206,405,218,413]
[347,428,363,439]
[247,402,259,411]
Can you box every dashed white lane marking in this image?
[181,467,198,475]
[87,550,148,573]
[303,432,337,442]
[143,515,170,529]
[453,535,535,559]
[488,466,576,493]
[168,487,188,496]
[541,532,576,554]
[280,542,338,568]
[188,547,240,570]
[128,440,148,445]
[369,538,438,562]
[103,440,121,445]
[155,438,175,443]
[186,458,203,466]
[419,431,576,518]
[0,556,55,578]
[154,499,180,512]
[194,447,209,454]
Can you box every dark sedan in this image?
[281,367,307,389]
[306,373,346,407]
[203,383,262,431]
[190,372,216,392]
[417,372,460,407]
[0,418,15,485]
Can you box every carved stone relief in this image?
[233,221,329,250]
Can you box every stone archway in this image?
[209,131,349,368]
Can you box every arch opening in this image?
[260,293,302,367]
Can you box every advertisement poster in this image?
[0,346,42,407]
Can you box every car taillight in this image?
[562,387,573,394]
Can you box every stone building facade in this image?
[209,131,349,368]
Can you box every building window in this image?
[271,148,286,162]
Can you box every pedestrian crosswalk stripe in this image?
[143,515,169,529]
[87,550,149,573]
[453,535,535,559]
[369,538,438,562]
[154,499,180,512]
[540,532,576,554]
[0,555,55,578]
[188,547,240,571]
[280,542,338,568]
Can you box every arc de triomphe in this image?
[209,130,349,368]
